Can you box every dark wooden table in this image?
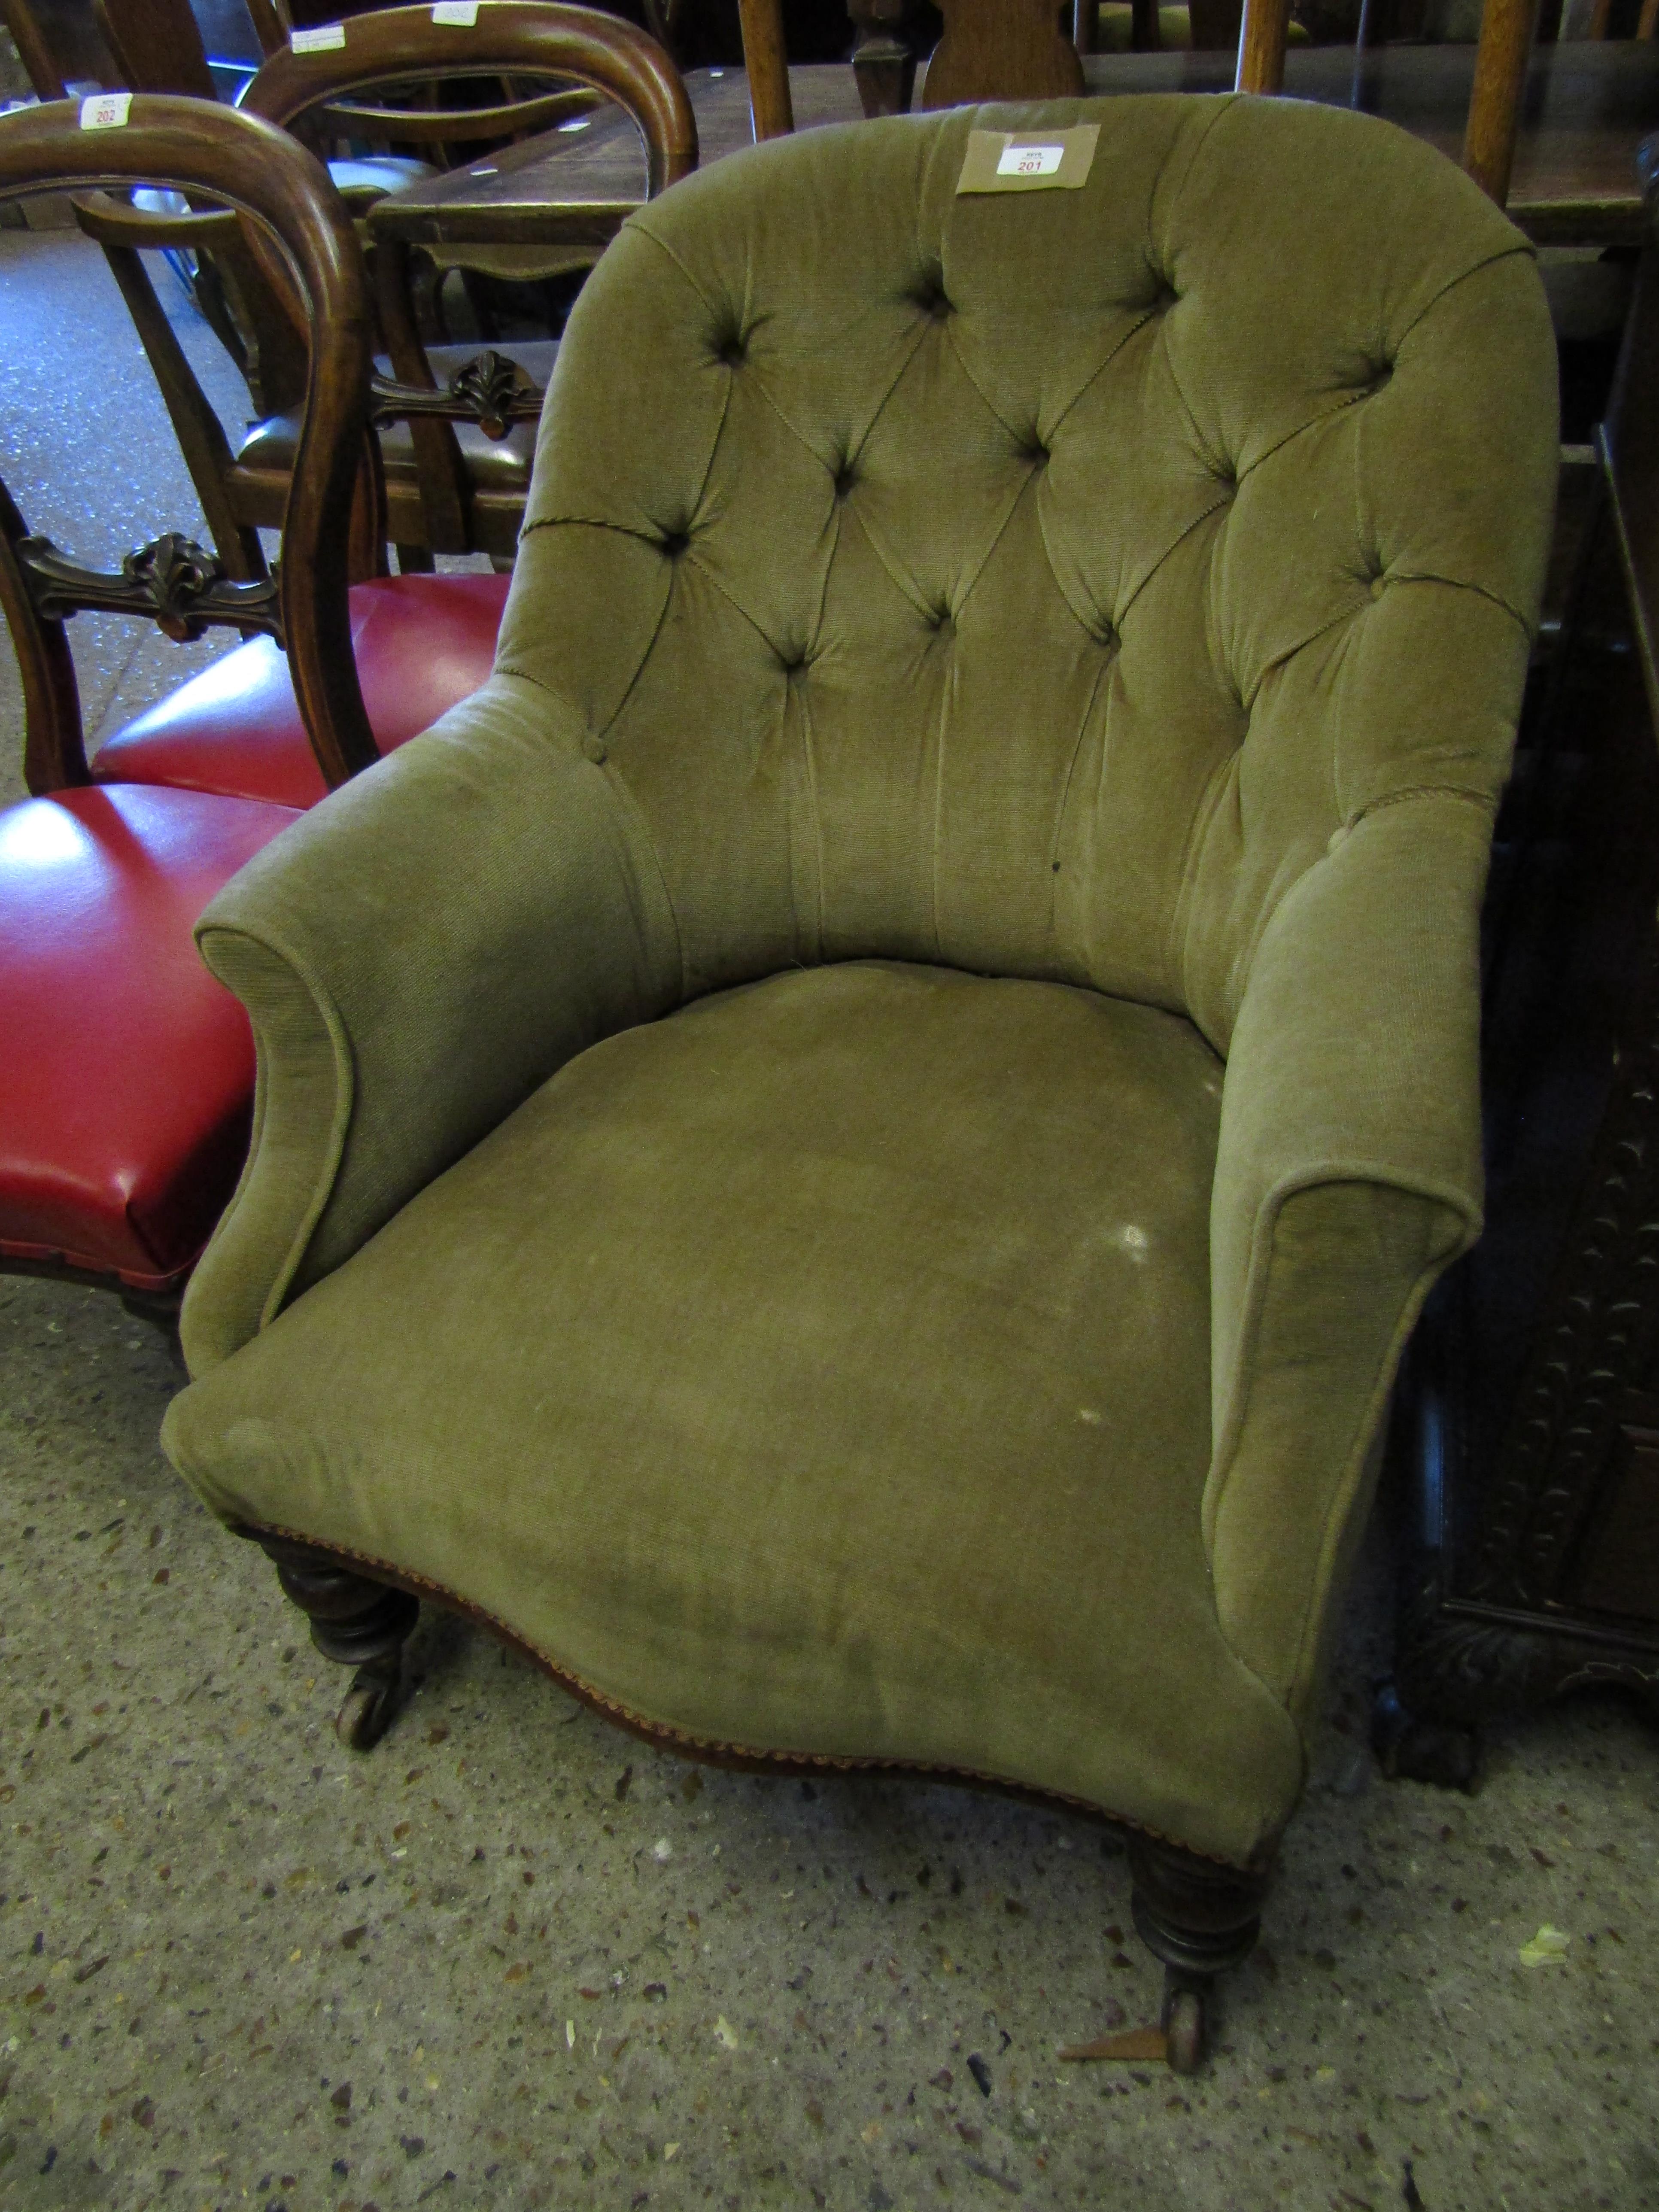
[1091,41,1659,246]
[368,64,866,260]
[369,43,1659,259]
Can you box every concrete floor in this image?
[3,228,1658,2212]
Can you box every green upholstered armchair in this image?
[161,93,1558,2067]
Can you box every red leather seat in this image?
[91,571,511,811]
[0,784,297,1290]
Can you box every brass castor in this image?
[335,1655,405,1751]
[1163,1980,1206,2075]
[1127,1833,1269,2075]
[240,1529,419,1752]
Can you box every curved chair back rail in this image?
[242,2,699,200]
[236,3,697,563]
[0,94,380,788]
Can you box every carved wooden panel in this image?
[1562,1401,1659,1622]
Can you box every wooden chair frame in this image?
[238,3,697,558]
[1232,0,1565,209]
[0,92,382,788]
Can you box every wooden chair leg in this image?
[242,1531,419,1751]
[1127,1835,1270,2074]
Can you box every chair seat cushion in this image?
[0,785,298,1289]
[166,961,1302,1863]
[91,572,511,811]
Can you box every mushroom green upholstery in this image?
[162,96,1556,1903]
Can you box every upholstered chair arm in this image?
[178,675,680,1376]
[1203,789,1497,1726]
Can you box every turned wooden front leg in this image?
[240,1530,419,1751]
[1127,1835,1271,2073]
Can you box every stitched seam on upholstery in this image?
[1234,386,1368,490]
[1048,647,1111,944]
[1203,1159,1482,1587]
[1389,568,1534,633]
[841,498,938,634]
[1204,1169,1478,1705]
[950,448,1048,629]
[1154,91,1239,234]
[1114,491,1231,632]
[189,987,271,1300]
[1351,392,1375,659]
[496,529,677,741]
[241,1519,1265,1871]
[1158,317,1229,482]
[495,552,688,1000]
[680,542,803,660]
[591,763,687,1003]
[1392,239,1537,359]
[198,921,355,1331]
[1167,740,1237,1013]
[784,495,842,964]
[1352,782,1495,821]
[796,669,826,957]
[1251,591,1370,704]
[942,298,1154,459]
[618,216,732,332]
[518,512,673,541]
[930,626,953,958]
[750,330,930,483]
[851,386,1037,629]
[1252,575,1531,717]
[753,368,844,475]
[1281,1244,1461,1716]
[1355,255,1541,642]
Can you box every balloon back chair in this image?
[0,90,494,1304]
[233,2,697,567]
[160,95,1557,2065]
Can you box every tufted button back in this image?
[501,95,1558,1046]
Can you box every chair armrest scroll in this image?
[1204,792,1496,1719]
[179,676,680,1375]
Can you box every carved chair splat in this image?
[921,0,1088,107]
[0,92,383,1312]
[237,1,696,564]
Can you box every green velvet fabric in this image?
[165,95,1558,1868]
[168,964,1304,1865]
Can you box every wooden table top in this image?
[368,64,865,254]
[1088,41,1659,243]
[368,43,1659,255]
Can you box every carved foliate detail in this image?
[18,530,283,644]
[1471,938,1659,1610]
[125,532,220,640]
[448,349,525,440]
[371,351,543,443]
[1394,1550,1559,1726]
[1392,1545,1659,1735]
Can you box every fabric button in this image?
[583,735,608,765]
[1369,574,1386,600]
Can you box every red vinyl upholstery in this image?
[0,785,297,1290]
[91,572,511,811]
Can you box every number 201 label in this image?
[996,143,1064,179]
